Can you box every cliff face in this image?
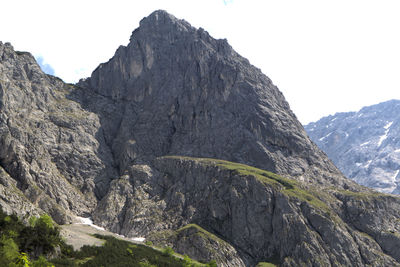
[0,42,113,223]
[305,100,400,194]
[1,10,400,266]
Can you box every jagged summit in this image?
[78,10,352,189]
[138,9,190,31]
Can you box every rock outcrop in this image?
[0,41,117,223]
[305,100,400,194]
[1,10,400,266]
[147,223,247,267]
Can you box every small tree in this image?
[19,214,61,256]
[14,252,30,267]
[0,237,20,266]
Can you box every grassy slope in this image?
[163,156,331,213]
[53,234,208,267]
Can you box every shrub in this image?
[0,237,20,266]
[162,246,174,257]
[207,259,217,267]
[18,214,62,256]
[32,255,54,267]
[183,254,193,266]
[14,252,31,267]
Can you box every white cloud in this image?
[1,0,399,123]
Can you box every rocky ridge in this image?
[0,42,115,223]
[1,10,400,266]
[305,100,400,194]
[77,10,350,188]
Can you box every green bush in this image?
[183,254,193,266]
[0,208,62,266]
[162,246,174,257]
[0,237,20,266]
[18,214,62,256]
[32,255,54,267]
[14,252,31,267]
[0,207,208,267]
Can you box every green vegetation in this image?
[0,207,58,266]
[54,234,217,267]
[54,234,188,266]
[162,246,175,257]
[144,241,153,246]
[0,207,215,266]
[177,224,225,245]
[164,155,285,188]
[337,189,388,200]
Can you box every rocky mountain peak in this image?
[137,9,191,33]
[77,10,351,188]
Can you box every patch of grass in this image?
[337,189,388,200]
[177,224,225,244]
[148,224,226,266]
[283,187,330,213]
[67,234,207,267]
[163,155,290,188]
[162,246,174,256]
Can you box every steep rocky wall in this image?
[93,156,400,266]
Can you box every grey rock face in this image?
[147,223,247,267]
[95,156,400,266]
[305,100,400,194]
[2,10,400,266]
[0,41,117,223]
[0,165,42,220]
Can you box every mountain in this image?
[2,10,400,266]
[305,100,400,194]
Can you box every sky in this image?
[1,0,399,124]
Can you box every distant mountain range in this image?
[305,100,400,194]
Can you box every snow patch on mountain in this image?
[377,121,393,147]
[319,132,332,142]
[76,216,106,231]
[305,100,400,194]
[75,216,146,242]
